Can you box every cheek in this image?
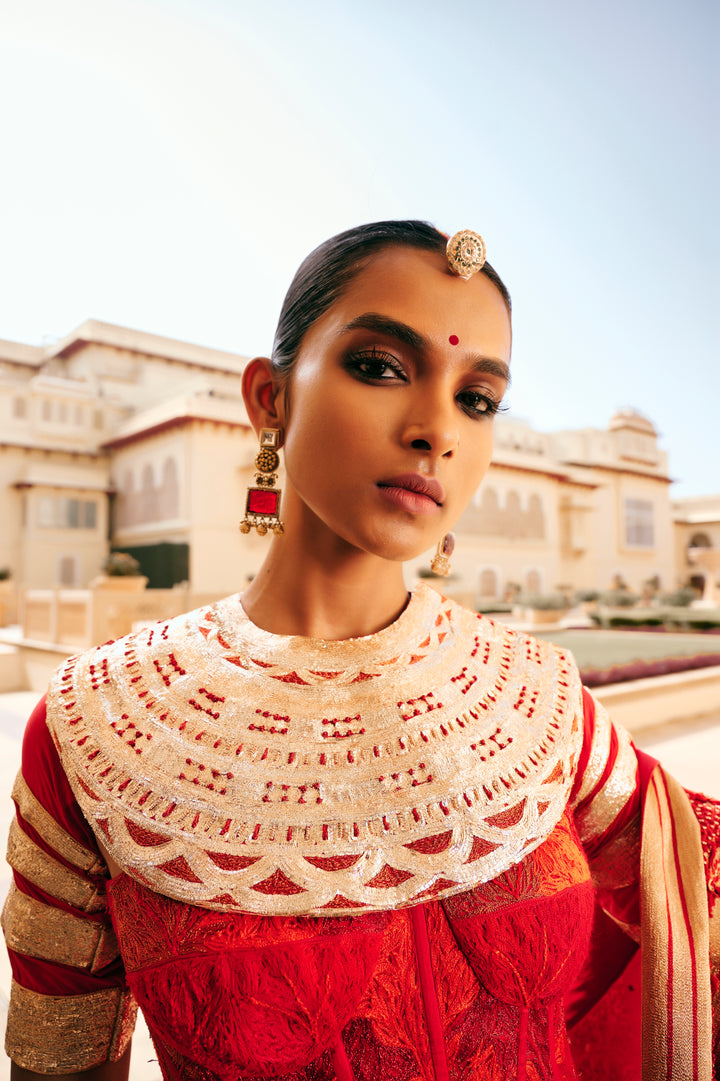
[282,413,360,495]
[283,386,381,471]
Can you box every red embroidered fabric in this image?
[105,809,594,1080]
[9,694,719,1079]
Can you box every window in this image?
[83,501,97,529]
[159,457,180,519]
[57,555,78,586]
[37,496,99,529]
[12,397,27,419]
[624,498,654,547]
[526,495,546,539]
[478,568,498,597]
[65,498,80,528]
[37,497,55,527]
[140,464,156,523]
[41,399,52,421]
[525,569,542,594]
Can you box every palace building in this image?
[0,321,687,604]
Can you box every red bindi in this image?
[448,334,459,346]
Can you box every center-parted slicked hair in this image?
[270,220,511,384]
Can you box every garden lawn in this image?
[532,629,720,671]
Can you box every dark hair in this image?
[271,220,511,384]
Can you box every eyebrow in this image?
[340,312,511,386]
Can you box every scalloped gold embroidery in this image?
[46,585,584,915]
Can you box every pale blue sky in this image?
[0,0,717,496]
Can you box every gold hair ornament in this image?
[446,230,487,280]
[239,428,284,536]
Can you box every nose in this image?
[400,383,459,458]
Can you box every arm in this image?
[570,689,645,936]
[10,1044,131,1081]
[568,688,719,1071]
[3,699,136,1075]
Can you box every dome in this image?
[608,408,657,436]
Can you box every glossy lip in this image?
[377,473,445,506]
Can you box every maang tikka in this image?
[431,532,455,577]
[239,428,284,536]
[446,230,486,280]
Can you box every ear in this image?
[242,357,285,436]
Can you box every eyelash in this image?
[345,348,506,421]
[457,390,507,419]
[344,348,406,382]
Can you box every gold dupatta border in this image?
[641,765,712,1080]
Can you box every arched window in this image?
[478,568,498,598]
[526,494,546,539]
[525,568,542,594]
[140,464,156,523]
[504,490,523,538]
[115,469,135,527]
[159,457,180,519]
[689,532,712,549]
[479,487,502,535]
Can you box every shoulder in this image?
[47,594,239,706]
[43,594,243,787]
[442,591,582,683]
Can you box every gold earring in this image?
[430,532,454,576]
[239,428,284,536]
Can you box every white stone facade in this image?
[0,320,701,603]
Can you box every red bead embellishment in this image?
[448,334,459,345]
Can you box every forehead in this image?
[307,246,512,356]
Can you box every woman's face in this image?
[278,245,512,563]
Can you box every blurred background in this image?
[0,0,717,495]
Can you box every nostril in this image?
[411,438,432,451]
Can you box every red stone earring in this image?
[239,428,284,536]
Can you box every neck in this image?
[241,538,410,640]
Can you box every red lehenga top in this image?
[2,585,718,1079]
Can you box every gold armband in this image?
[5,981,137,1073]
[6,819,104,912]
[2,883,119,971]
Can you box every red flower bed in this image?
[580,652,720,688]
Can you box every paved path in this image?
[0,690,717,1079]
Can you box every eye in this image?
[344,348,407,382]
[457,388,505,419]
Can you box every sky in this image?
[0,0,717,497]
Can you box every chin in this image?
[364,538,432,565]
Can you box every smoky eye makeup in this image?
[456,378,509,419]
[457,391,502,418]
[342,347,408,382]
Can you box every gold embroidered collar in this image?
[47,584,583,916]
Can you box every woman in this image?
[3,222,718,1080]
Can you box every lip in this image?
[377,473,445,510]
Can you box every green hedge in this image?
[591,606,720,631]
